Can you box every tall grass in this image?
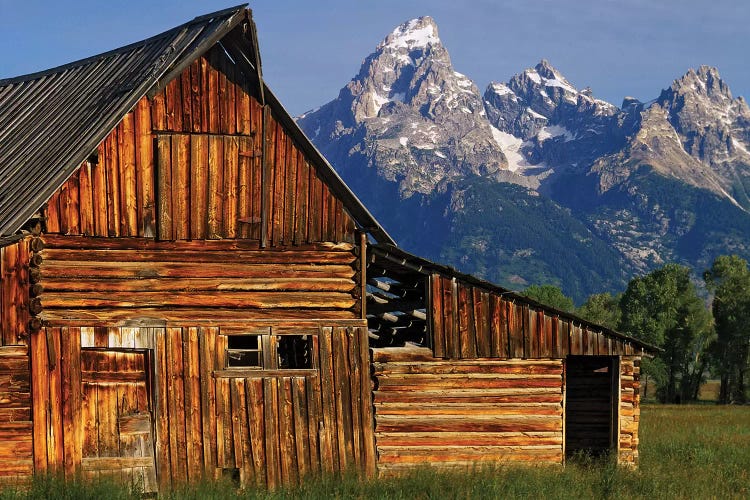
[2,405,748,499]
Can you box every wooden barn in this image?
[0,5,655,491]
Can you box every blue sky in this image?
[1,1,749,116]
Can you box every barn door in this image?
[564,356,620,459]
[80,349,157,493]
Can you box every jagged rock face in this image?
[483,60,628,176]
[298,17,511,199]
[588,66,750,209]
[296,16,750,300]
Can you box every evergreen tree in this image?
[619,264,713,403]
[577,292,621,330]
[522,284,575,312]
[704,255,750,404]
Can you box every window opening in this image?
[227,335,263,368]
[277,335,312,369]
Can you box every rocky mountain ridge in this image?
[297,16,750,301]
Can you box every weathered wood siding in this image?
[30,324,374,487]
[36,235,358,324]
[430,275,640,359]
[0,346,32,479]
[44,47,355,245]
[619,356,640,466]
[372,345,564,472]
[0,239,30,346]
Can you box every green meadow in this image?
[2,404,748,499]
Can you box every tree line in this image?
[523,255,750,404]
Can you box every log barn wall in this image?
[0,239,30,347]
[44,47,355,246]
[0,345,32,480]
[36,234,360,325]
[30,323,374,489]
[429,274,641,360]
[371,344,564,471]
[619,356,640,466]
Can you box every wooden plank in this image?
[189,60,202,133]
[229,378,246,480]
[284,140,297,245]
[120,112,138,236]
[272,123,286,246]
[237,136,251,239]
[30,328,49,472]
[151,90,167,131]
[91,148,108,236]
[223,136,239,238]
[291,377,310,480]
[156,136,173,240]
[263,377,280,488]
[457,286,474,358]
[62,327,82,475]
[184,327,203,480]
[180,68,193,132]
[45,190,61,234]
[135,98,156,238]
[278,377,297,485]
[347,328,363,468]
[78,163,94,236]
[233,378,253,486]
[356,327,376,477]
[305,374,321,475]
[245,378,266,482]
[47,328,63,470]
[106,130,121,237]
[207,135,224,239]
[164,78,182,131]
[153,329,170,488]
[216,376,233,469]
[172,133,191,240]
[293,152,307,245]
[332,328,354,468]
[166,327,187,480]
[430,275,445,358]
[198,326,217,478]
[317,328,337,470]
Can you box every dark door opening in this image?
[565,356,619,459]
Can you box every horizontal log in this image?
[41,234,355,252]
[377,446,562,464]
[213,369,318,378]
[373,361,562,376]
[40,261,356,280]
[0,407,31,422]
[373,388,563,404]
[42,277,355,293]
[375,415,562,433]
[0,387,31,408]
[0,359,30,372]
[371,345,437,363]
[376,376,561,391]
[375,431,562,448]
[377,456,563,472]
[374,402,562,417]
[41,307,357,325]
[0,439,32,459]
[40,291,356,310]
[0,347,28,358]
[0,459,33,475]
[42,248,356,265]
[0,422,32,433]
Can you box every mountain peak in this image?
[378,16,440,51]
[671,65,732,99]
[535,59,559,80]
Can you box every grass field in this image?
[2,405,748,499]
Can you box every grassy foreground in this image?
[1,405,748,499]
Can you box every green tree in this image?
[522,284,575,312]
[577,292,621,330]
[619,264,713,403]
[704,255,750,404]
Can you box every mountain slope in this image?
[298,17,750,302]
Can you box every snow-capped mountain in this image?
[298,17,750,301]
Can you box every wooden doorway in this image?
[565,356,619,459]
[80,349,157,493]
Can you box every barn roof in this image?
[0,5,393,245]
[371,243,660,353]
